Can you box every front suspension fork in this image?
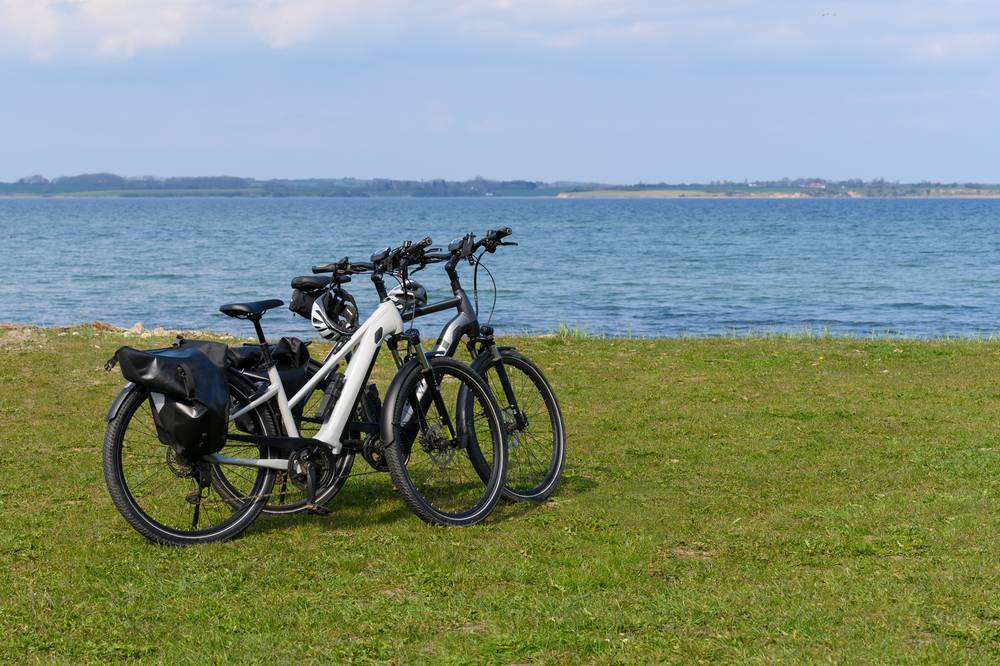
[395,330,456,440]
[470,331,528,430]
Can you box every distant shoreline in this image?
[5,173,1000,200]
[556,189,1000,200]
[4,192,1000,201]
[5,322,1000,343]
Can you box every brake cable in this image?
[472,250,498,326]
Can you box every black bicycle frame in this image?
[409,259,527,430]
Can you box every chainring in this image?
[287,443,340,491]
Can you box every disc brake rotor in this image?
[423,423,455,466]
[502,407,523,448]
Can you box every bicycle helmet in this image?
[310,289,358,341]
[387,279,428,315]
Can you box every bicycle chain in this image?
[185,465,387,508]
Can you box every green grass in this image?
[3,325,1000,663]
[554,323,602,340]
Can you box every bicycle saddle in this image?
[219,299,284,319]
[291,275,329,291]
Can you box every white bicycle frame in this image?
[206,299,405,471]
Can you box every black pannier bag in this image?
[289,288,318,319]
[226,336,310,372]
[272,336,310,369]
[114,341,231,460]
[226,337,312,410]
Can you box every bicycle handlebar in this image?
[367,236,436,273]
[443,227,517,261]
[312,257,374,276]
[309,227,509,290]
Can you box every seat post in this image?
[249,315,275,367]
[249,315,267,344]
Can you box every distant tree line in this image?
[2,173,997,198]
[0,173,571,197]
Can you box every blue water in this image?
[2,197,999,338]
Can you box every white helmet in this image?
[310,290,358,341]
[387,280,428,315]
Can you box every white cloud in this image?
[246,0,402,49]
[0,0,67,61]
[84,0,201,58]
[0,0,204,60]
[910,33,999,62]
[0,0,997,64]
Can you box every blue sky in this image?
[1,0,998,183]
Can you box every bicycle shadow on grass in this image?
[486,472,599,522]
[249,474,416,535]
[249,470,598,535]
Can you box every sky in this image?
[0,0,998,183]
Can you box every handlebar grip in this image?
[395,237,433,267]
[312,263,337,274]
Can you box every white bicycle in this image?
[102,238,509,545]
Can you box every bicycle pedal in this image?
[305,503,330,516]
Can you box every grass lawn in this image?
[2,325,999,663]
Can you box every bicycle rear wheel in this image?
[382,356,507,526]
[102,381,275,546]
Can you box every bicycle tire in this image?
[468,350,566,502]
[382,356,507,526]
[102,379,275,546]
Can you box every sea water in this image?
[2,196,999,338]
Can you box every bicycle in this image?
[412,227,566,502]
[103,238,509,545]
[286,227,566,504]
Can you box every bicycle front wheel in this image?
[382,357,507,526]
[470,350,566,502]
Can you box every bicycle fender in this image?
[106,382,139,421]
[470,346,521,372]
